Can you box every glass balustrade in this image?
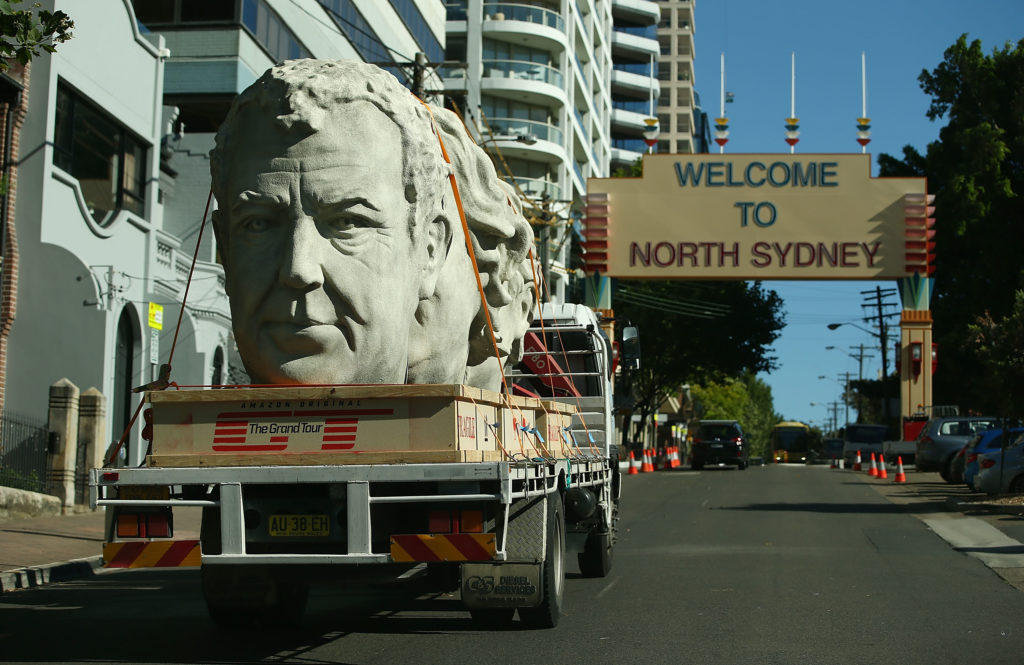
[616,24,657,40]
[482,59,564,87]
[485,117,563,144]
[503,176,562,201]
[484,2,564,32]
[612,99,651,114]
[614,62,657,76]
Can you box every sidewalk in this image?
[0,506,201,593]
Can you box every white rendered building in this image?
[443,0,613,302]
[609,0,661,170]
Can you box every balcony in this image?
[482,60,567,106]
[611,67,659,98]
[611,27,659,59]
[611,105,652,133]
[503,176,562,202]
[483,59,563,87]
[485,117,564,145]
[482,3,568,52]
[610,0,660,25]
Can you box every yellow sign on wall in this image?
[148,302,164,330]
[586,154,929,280]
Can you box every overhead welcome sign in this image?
[583,154,933,280]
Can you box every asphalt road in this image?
[3,465,1024,664]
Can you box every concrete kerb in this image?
[0,555,103,594]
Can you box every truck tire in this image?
[577,529,612,578]
[518,491,565,629]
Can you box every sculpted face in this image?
[216,102,443,384]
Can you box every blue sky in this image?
[690,0,1023,429]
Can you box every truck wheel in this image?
[518,492,565,629]
[470,607,515,629]
[577,530,612,578]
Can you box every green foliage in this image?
[689,374,780,459]
[611,156,643,178]
[0,466,42,492]
[0,1,73,71]
[967,290,1024,416]
[614,279,784,440]
[878,35,1024,415]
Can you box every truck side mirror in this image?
[620,326,640,371]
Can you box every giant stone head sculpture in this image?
[210,60,536,391]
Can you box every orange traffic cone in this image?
[641,448,654,473]
[628,450,639,475]
[671,446,681,469]
[853,450,862,471]
[893,456,907,483]
[867,452,878,477]
[660,447,671,470]
[877,455,888,480]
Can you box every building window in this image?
[242,0,310,62]
[53,82,148,224]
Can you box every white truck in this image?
[90,303,630,630]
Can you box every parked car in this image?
[691,420,749,470]
[974,433,1024,495]
[964,427,1024,491]
[841,424,888,468]
[915,416,1001,482]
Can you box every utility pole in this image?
[861,286,898,429]
[412,52,428,99]
[848,344,875,381]
[839,372,854,426]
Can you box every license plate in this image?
[710,443,723,448]
[120,485,170,500]
[268,514,330,537]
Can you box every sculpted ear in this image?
[211,209,229,273]
[419,214,452,299]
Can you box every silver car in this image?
[974,432,1024,495]
[915,416,1001,481]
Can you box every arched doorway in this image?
[112,307,137,456]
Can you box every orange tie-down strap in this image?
[103,540,201,568]
[390,534,497,562]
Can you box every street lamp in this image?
[828,319,891,429]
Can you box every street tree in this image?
[614,279,784,445]
[0,1,73,71]
[878,34,1024,414]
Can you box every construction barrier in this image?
[641,448,654,473]
[894,456,907,483]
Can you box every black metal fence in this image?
[0,411,49,493]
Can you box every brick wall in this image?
[0,61,29,417]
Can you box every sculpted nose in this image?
[279,218,324,289]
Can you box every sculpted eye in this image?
[240,216,273,233]
[322,214,372,235]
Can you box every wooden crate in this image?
[146,385,505,467]
[537,401,578,457]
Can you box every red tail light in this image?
[981,459,997,469]
[920,436,934,447]
[967,453,978,463]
